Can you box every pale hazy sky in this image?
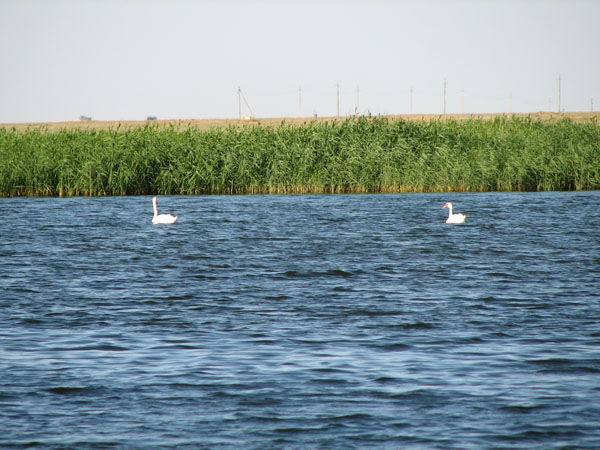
[1,0,598,123]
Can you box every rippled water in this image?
[1,192,599,449]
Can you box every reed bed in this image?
[1,116,599,196]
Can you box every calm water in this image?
[1,192,599,449]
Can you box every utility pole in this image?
[410,87,413,114]
[237,86,255,119]
[558,75,561,113]
[443,79,447,115]
[336,82,340,118]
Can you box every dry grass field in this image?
[2,112,598,132]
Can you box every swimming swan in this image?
[152,196,178,224]
[443,202,466,224]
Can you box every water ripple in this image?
[1,192,600,449]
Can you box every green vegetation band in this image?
[1,116,599,196]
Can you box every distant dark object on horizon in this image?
[147,116,157,121]
[79,115,92,121]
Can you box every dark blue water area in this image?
[1,192,599,449]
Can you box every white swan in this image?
[443,202,466,224]
[152,196,178,224]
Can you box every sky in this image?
[1,0,599,123]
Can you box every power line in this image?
[232,80,597,119]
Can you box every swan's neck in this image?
[447,204,453,216]
[153,198,159,217]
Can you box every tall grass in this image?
[1,116,599,196]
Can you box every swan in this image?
[152,196,178,224]
[443,202,466,224]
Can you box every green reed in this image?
[1,116,599,196]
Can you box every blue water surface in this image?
[1,192,599,449]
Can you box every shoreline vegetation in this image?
[1,113,599,197]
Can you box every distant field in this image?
[1,112,598,132]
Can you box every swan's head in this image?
[443,202,453,209]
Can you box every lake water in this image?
[1,192,599,449]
